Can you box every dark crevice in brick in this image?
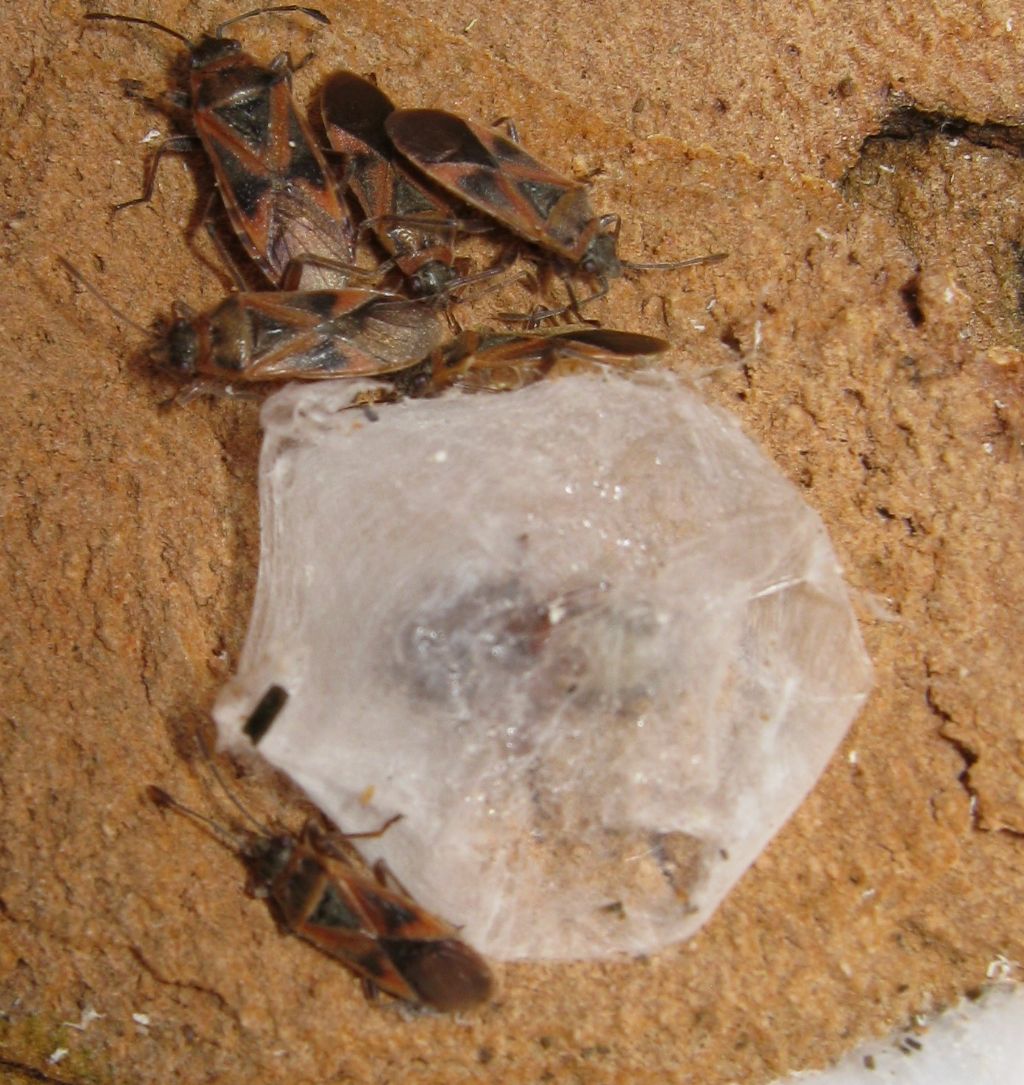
[926,685,980,827]
[899,273,925,327]
[864,104,1024,158]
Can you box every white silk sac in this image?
[214,372,872,961]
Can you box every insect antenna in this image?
[84,13,193,48]
[147,785,249,853]
[620,251,728,272]
[58,257,155,338]
[214,6,329,39]
[195,732,277,839]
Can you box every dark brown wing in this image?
[194,57,355,286]
[437,327,669,392]
[386,109,593,262]
[239,291,444,380]
[322,75,457,285]
[382,937,494,1012]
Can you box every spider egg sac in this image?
[214,372,872,961]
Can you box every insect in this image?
[385,108,726,316]
[403,325,671,395]
[85,7,359,289]
[59,258,443,389]
[147,755,494,1011]
[152,289,446,384]
[320,71,467,297]
[61,259,665,398]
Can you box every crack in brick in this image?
[0,1056,74,1085]
[128,945,240,1026]
[925,684,981,829]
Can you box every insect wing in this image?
[386,109,593,261]
[382,937,494,1013]
[250,827,423,1002]
[320,70,398,162]
[536,328,671,360]
[322,74,457,284]
[491,327,668,362]
[337,872,494,1011]
[300,923,423,1004]
[233,291,444,381]
[282,829,492,1008]
[436,326,670,391]
[192,54,356,286]
[344,872,458,943]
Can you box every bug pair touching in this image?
[78,6,724,399]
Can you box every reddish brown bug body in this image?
[148,785,494,1012]
[385,109,724,310]
[86,8,357,288]
[160,287,445,382]
[409,325,671,395]
[320,71,462,296]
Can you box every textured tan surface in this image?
[2,1,1023,1083]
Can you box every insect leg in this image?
[502,272,608,325]
[196,190,253,291]
[356,212,490,236]
[564,275,605,324]
[111,134,201,216]
[598,212,621,239]
[284,50,317,75]
[278,252,392,290]
[305,814,404,863]
[370,858,415,898]
[168,380,263,408]
[621,250,728,272]
[490,115,521,143]
[442,245,519,296]
[443,252,528,313]
[119,79,192,123]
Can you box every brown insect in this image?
[147,778,493,1012]
[154,288,446,384]
[405,325,671,395]
[320,71,467,297]
[86,7,359,288]
[59,257,443,390]
[385,109,725,315]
